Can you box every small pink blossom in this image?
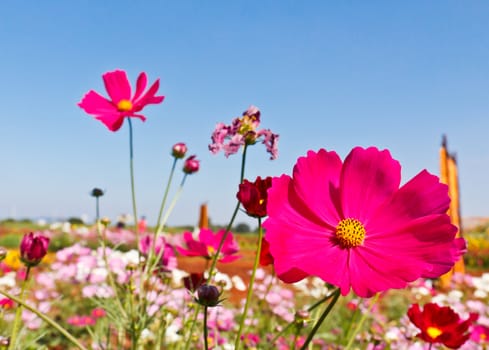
[78,70,164,132]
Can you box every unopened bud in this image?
[196,284,221,307]
[172,142,188,159]
[183,155,200,175]
[91,188,104,198]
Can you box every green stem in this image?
[9,266,30,350]
[208,143,249,280]
[268,288,337,347]
[183,304,199,350]
[154,157,178,234]
[0,289,88,350]
[344,293,380,350]
[203,306,209,350]
[299,288,341,350]
[234,217,263,349]
[127,118,140,249]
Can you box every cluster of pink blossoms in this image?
[209,105,279,159]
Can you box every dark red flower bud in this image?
[183,155,200,174]
[196,284,221,307]
[172,142,188,159]
[20,232,50,267]
[237,176,272,218]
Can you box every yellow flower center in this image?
[335,218,366,248]
[117,99,133,111]
[207,246,216,256]
[427,326,443,339]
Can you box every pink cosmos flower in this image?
[209,105,279,159]
[78,70,164,131]
[139,234,177,270]
[176,229,240,263]
[264,147,466,298]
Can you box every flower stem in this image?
[234,217,263,350]
[1,288,88,350]
[344,293,380,350]
[127,118,140,248]
[268,288,337,347]
[9,267,30,350]
[154,157,178,235]
[299,288,341,350]
[207,144,248,280]
[203,306,209,350]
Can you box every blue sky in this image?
[1,2,488,228]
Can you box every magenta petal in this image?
[133,79,164,111]
[133,72,148,102]
[340,147,401,222]
[264,175,350,292]
[291,149,342,225]
[368,170,451,234]
[278,268,310,283]
[102,70,131,103]
[95,113,125,132]
[78,91,115,115]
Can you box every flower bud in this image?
[91,188,104,197]
[0,247,7,262]
[19,232,50,267]
[196,284,221,307]
[0,336,9,347]
[171,142,188,159]
[183,155,200,174]
[100,217,111,226]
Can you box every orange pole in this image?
[198,203,209,229]
[439,135,453,288]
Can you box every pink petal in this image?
[368,170,450,235]
[291,149,342,226]
[78,90,125,131]
[95,113,125,132]
[340,147,401,222]
[264,175,350,290]
[133,79,164,111]
[133,72,148,102]
[102,70,131,103]
[278,268,310,283]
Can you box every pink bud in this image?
[171,142,188,159]
[183,155,200,174]
[20,232,50,267]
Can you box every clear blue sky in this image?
[1,1,488,228]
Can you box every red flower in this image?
[237,176,272,218]
[20,232,50,267]
[408,303,478,349]
[259,237,274,267]
[183,155,200,174]
[78,70,164,132]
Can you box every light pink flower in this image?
[209,105,279,159]
[176,229,240,263]
[264,147,466,297]
[78,70,164,131]
[139,234,177,270]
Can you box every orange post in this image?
[198,203,209,229]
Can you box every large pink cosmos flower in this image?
[176,229,240,263]
[78,70,164,131]
[263,147,466,298]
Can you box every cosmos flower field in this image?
[0,69,488,349]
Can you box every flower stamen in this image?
[427,326,443,339]
[335,218,366,248]
[117,99,133,111]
